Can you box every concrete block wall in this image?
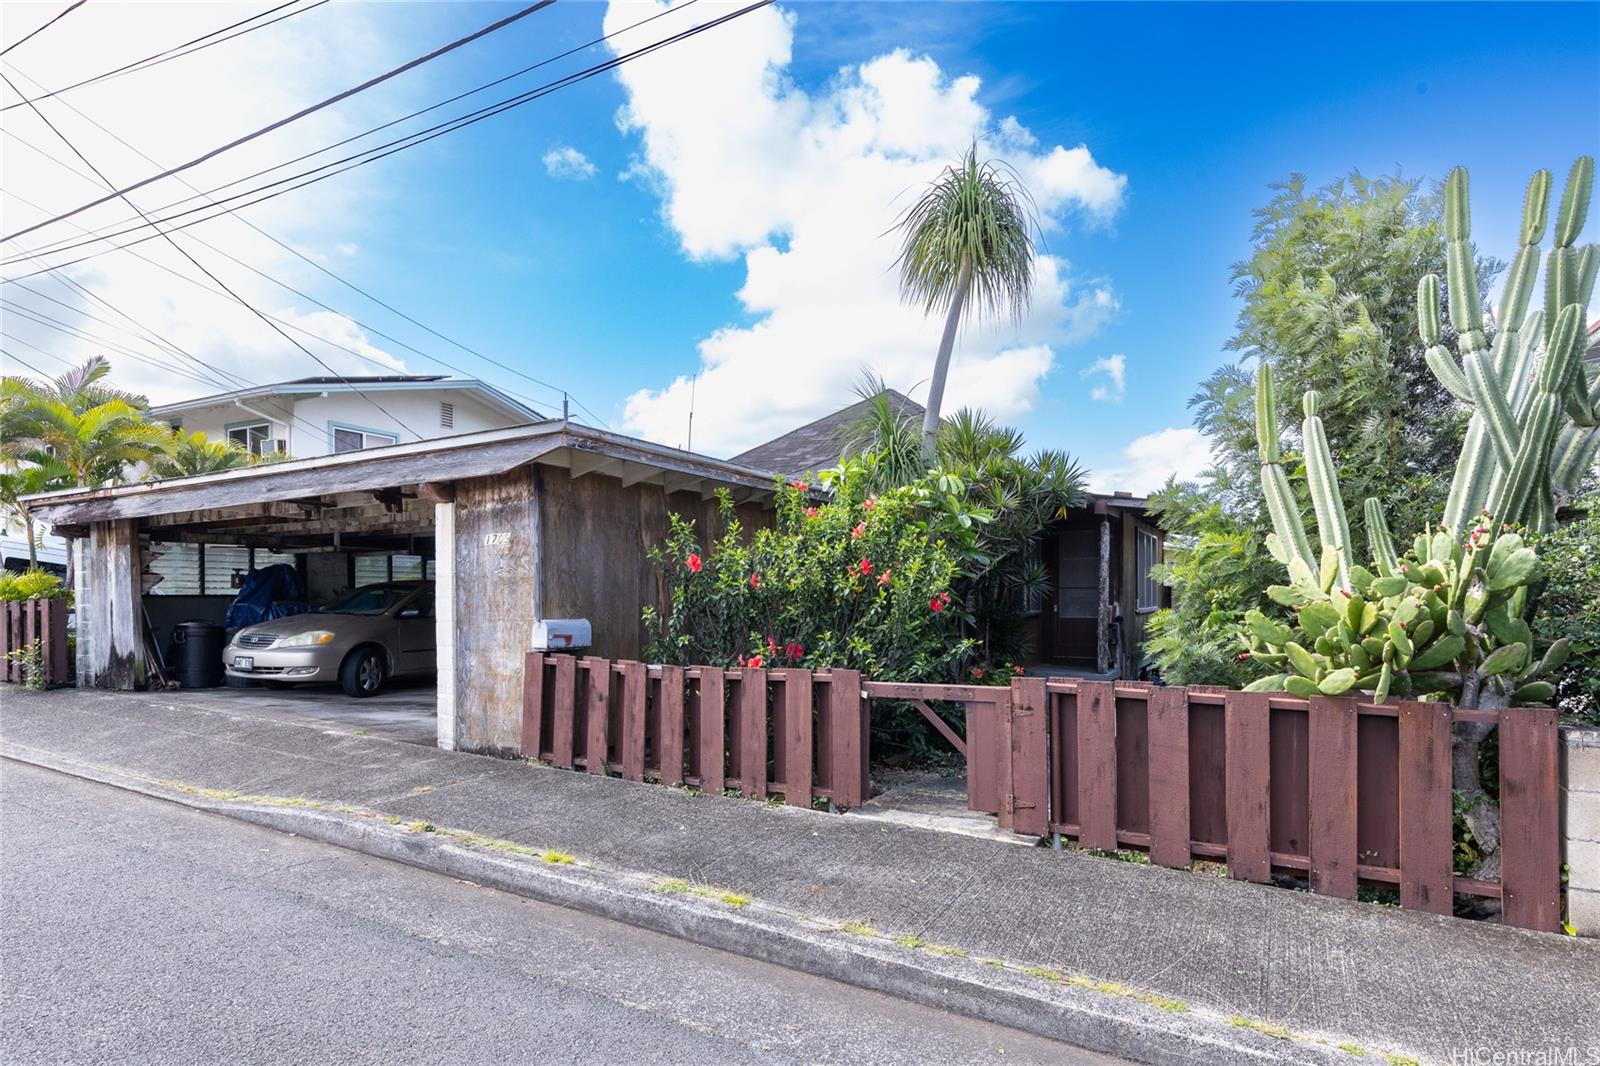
[1563,727,1600,936]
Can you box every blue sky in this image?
[4,1,1598,489]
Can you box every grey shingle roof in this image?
[730,390,924,476]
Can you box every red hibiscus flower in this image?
[858,557,873,576]
[746,655,763,668]
[791,481,809,492]
[876,570,891,586]
[686,554,702,573]
[804,506,819,519]
[929,597,945,613]
[863,496,877,511]
[749,572,762,589]
[851,521,866,539]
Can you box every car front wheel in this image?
[340,648,385,698]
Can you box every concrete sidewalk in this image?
[4,689,1596,1065]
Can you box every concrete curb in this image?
[3,743,1371,1066]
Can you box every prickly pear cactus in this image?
[1239,526,1569,707]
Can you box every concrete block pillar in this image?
[434,500,456,751]
[1562,727,1600,936]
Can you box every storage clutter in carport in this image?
[223,565,312,629]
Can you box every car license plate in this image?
[233,656,254,670]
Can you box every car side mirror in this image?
[398,607,421,619]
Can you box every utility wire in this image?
[34,0,699,237]
[3,0,557,242]
[0,70,427,441]
[0,304,223,389]
[0,0,762,270]
[0,0,86,58]
[5,127,591,421]
[0,346,52,377]
[2,0,325,113]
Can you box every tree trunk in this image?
[921,256,973,462]
[25,515,37,569]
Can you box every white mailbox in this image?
[531,618,592,652]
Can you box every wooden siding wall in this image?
[537,473,767,662]
[76,520,144,689]
[452,469,540,753]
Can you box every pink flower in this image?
[863,496,878,511]
[876,570,891,586]
[749,572,762,589]
[804,506,819,519]
[686,554,702,573]
[767,636,778,656]
[785,642,805,660]
[858,557,873,576]
[746,655,763,668]
[851,521,867,539]
[791,481,809,492]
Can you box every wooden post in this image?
[1096,518,1112,675]
[78,520,144,690]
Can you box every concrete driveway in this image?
[162,677,437,746]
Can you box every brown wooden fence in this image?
[522,654,869,808]
[521,654,1562,933]
[0,597,70,687]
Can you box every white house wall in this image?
[288,390,516,455]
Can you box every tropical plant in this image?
[0,455,71,568]
[894,143,1038,460]
[1248,363,1557,709]
[1417,160,1598,535]
[149,429,270,479]
[0,567,67,602]
[844,399,1087,665]
[4,398,170,488]
[1149,170,1481,684]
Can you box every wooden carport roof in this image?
[21,421,786,529]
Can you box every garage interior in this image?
[25,421,781,754]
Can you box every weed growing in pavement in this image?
[837,921,878,938]
[651,877,749,908]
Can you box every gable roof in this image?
[730,390,924,476]
[148,375,541,424]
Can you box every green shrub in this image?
[1529,503,1600,723]
[0,568,66,602]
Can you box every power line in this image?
[0,305,223,389]
[4,131,592,422]
[29,0,700,240]
[2,0,557,242]
[0,0,86,59]
[0,70,428,442]
[2,0,327,113]
[0,346,53,378]
[1,0,774,280]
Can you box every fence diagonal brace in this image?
[910,698,967,758]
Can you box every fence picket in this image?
[521,652,545,758]
[584,657,611,775]
[1009,677,1049,836]
[828,669,865,808]
[550,654,576,768]
[1499,705,1560,931]
[1147,686,1190,869]
[1308,695,1358,898]
[620,660,646,782]
[1397,700,1452,914]
[739,666,767,798]
[1225,690,1271,882]
[697,667,725,792]
[658,665,685,787]
[782,668,813,807]
[1077,680,1117,851]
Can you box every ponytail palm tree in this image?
[894,143,1039,461]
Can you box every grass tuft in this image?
[838,921,878,938]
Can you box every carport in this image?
[21,420,780,753]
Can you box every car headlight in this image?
[277,630,336,647]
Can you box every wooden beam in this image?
[419,481,454,504]
[568,449,616,479]
[663,472,702,497]
[619,462,663,489]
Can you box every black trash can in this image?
[172,621,226,688]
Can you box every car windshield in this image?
[320,585,416,616]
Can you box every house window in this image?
[391,554,424,581]
[147,542,201,595]
[353,554,390,586]
[1135,528,1161,612]
[227,422,272,455]
[333,426,399,453]
[203,545,250,595]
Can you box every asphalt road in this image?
[0,761,1125,1065]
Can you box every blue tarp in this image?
[224,564,311,628]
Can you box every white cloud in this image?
[0,2,425,405]
[542,145,597,180]
[1082,353,1126,402]
[1090,427,1213,496]
[603,2,1127,455]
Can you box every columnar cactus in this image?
[1423,159,1598,536]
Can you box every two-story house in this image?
[150,374,541,458]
